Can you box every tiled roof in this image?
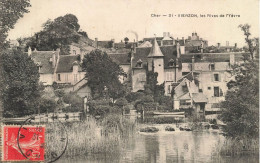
[56,55,82,73]
[132,45,178,68]
[147,38,164,57]
[31,51,57,74]
[107,53,130,65]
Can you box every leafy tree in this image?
[63,93,83,112]
[82,49,125,100]
[26,14,81,54]
[124,37,129,44]
[238,24,259,59]
[0,49,42,117]
[38,98,57,114]
[220,24,259,140]
[145,63,165,102]
[0,0,31,49]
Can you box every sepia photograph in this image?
[0,0,259,162]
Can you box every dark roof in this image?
[132,45,178,68]
[180,53,246,63]
[107,53,130,65]
[56,55,82,73]
[143,37,164,41]
[31,51,57,74]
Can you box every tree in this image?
[219,24,259,140]
[238,24,259,59]
[26,14,81,54]
[82,49,125,100]
[0,0,31,49]
[0,49,42,117]
[124,37,129,44]
[0,0,31,118]
[145,63,165,102]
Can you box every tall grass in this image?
[215,138,259,156]
[45,114,136,159]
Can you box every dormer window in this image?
[136,59,143,68]
[168,59,175,67]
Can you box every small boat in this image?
[153,111,185,115]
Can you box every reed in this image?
[215,138,259,156]
[45,115,136,158]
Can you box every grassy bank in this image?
[45,114,136,159]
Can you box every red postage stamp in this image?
[2,125,45,161]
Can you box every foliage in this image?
[62,93,83,112]
[0,0,31,49]
[219,24,259,140]
[26,14,82,54]
[134,95,155,112]
[88,99,112,116]
[115,97,128,107]
[38,98,57,114]
[0,49,41,117]
[145,68,165,102]
[238,24,259,59]
[82,49,125,100]
[125,92,145,103]
[124,37,129,44]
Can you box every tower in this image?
[147,38,165,84]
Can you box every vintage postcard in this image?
[0,0,259,162]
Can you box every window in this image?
[136,59,143,68]
[57,74,61,81]
[166,72,173,81]
[180,100,191,105]
[199,89,203,92]
[210,63,215,71]
[208,87,211,90]
[214,87,219,97]
[214,74,219,81]
[74,74,78,83]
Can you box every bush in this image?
[140,127,159,133]
[125,92,145,103]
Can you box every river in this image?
[57,116,258,163]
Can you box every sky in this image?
[7,0,259,47]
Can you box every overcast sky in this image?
[7,0,259,47]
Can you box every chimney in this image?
[28,47,32,56]
[217,43,220,48]
[192,56,195,71]
[226,41,229,46]
[161,40,163,46]
[95,38,98,48]
[177,42,180,58]
[188,36,191,40]
[163,32,167,37]
[234,43,237,48]
[192,33,194,36]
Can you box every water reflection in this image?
[58,116,258,163]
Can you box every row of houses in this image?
[27,32,250,116]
